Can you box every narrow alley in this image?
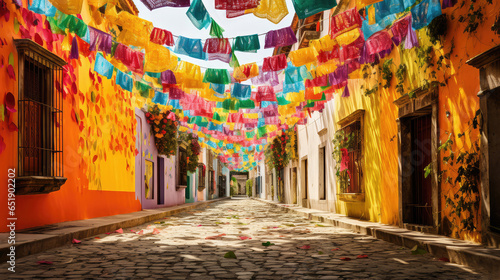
[0,199,490,279]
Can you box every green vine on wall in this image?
[458,1,485,34]
[395,64,407,95]
[381,59,394,89]
[492,13,500,35]
[424,110,481,236]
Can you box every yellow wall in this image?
[334,78,382,223]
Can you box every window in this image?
[15,39,66,194]
[336,110,364,201]
[338,121,362,193]
[198,163,205,188]
[178,147,188,186]
[319,146,326,200]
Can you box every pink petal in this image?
[340,257,351,261]
[130,230,136,233]
[152,228,161,234]
[356,255,368,259]
[8,122,18,132]
[115,228,123,234]
[72,239,81,244]
[239,236,251,240]
[137,230,144,235]
[5,92,16,112]
[299,245,311,250]
[37,261,53,265]
[6,65,15,81]
[105,232,112,235]
[331,248,340,251]
[0,135,5,155]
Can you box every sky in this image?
[134,0,296,70]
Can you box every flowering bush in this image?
[146,105,178,157]
[267,130,290,170]
[179,132,201,173]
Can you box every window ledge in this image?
[15,176,67,195]
[176,185,188,191]
[337,193,365,202]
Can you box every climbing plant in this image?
[146,105,178,157]
[265,128,297,170]
[179,133,202,173]
[267,131,290,170]
[381,59,393,89]
[395,64,407,95]
[425,109,481,237]
[458,1,485,34]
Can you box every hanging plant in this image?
[427,14,448,45]
[146,105,178,157]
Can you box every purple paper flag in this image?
[140,0,190,10]
[161,70,177,85]
[264,27,297,49]
[70,36,79,59]
[342,85,350,97]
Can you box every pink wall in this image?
[135,108,185,208]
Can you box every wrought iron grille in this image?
[339,121,362,193]
[178,147,188,186]
[17,42,64,178]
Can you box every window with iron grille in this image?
[178,147,188,186]
[338,121,362,194]
[14,39,66,193]
[198,163,205,188]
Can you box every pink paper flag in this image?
[72,239,81,244]
[115,228,123,234]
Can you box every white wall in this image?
[296,100,338,212]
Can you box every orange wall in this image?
[376,0,500,242]
[0,0,141,232]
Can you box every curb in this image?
[253,198,500,274]
[1,197,230,262]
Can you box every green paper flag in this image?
[233,34,260,53]
[229,50,240,68]
[209,19,225,39]
[203,68,231,84]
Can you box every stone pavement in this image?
[0,199,493,279]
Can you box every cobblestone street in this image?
[1,199,492,279]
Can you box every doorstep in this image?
[0,197,229,262]
[253,198,500,274]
